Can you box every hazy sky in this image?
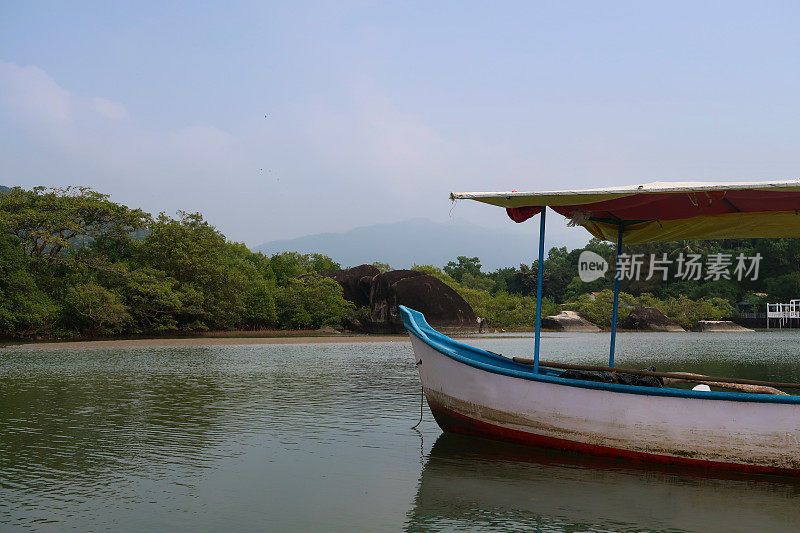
[2,2,799,248]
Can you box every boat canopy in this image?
[451,180,800,243]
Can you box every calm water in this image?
[3,332,800,532]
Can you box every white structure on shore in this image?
[766,300,800,328]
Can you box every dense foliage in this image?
[419,235,795,329]
[0,187,352,338]
[569,290,733,330]
[413,263,559,328]
[1,185,792,338]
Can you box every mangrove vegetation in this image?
[0,185,797,339]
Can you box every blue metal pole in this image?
[533,207,546,373]
[609,224,624,368]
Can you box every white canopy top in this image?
[451,179,800,208]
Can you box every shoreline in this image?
[3,326,767,350]
[6,334,416,349]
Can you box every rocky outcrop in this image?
[622,307,685,332]
[541,311,601,332]
[321,264,380,308]
[323,267,478,333]
[369,270,477,333]
[693,320,754,332]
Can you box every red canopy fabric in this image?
[506,189,800,224]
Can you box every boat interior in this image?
[400,305,800,404]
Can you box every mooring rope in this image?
[411,386,424,429]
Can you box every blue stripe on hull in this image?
[399,305,800,405]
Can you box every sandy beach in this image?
[9,335,414,349]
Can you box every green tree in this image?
[486,266,517,294]
[275,275,354,329]
[569,290,638,328]
[137,212,260,329]
[542,246,575,302]
[411,264,459,289]
[443,256,483,283]
[655,295,733,330]
[563,275,606,303]
[754,239,800,280]
[371,261,392,273]
[268,252,341,285]
[460,272,495,292]
[242,281,278,329]
[690,279,740,301]
[457,285,558,329]
[765,272,800,302]
[116,267,201,332]
[0,231,58,336]
[63,282,131,335]
[0,186,149,264]
[507,262,538,296]
[568,290,734,330]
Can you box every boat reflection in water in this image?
[406,433,800,532]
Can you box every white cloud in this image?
[307,82,451,180]
[296,79,539,216]
[0,63,541,245]
[91,97,128,119]
[0,60,71,122]
[0,60,258,236]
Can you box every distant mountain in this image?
[253,218,589,270]
[0,185,12,194]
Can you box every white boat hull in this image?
[403,308,800,474]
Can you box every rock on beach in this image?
[541,311,601,332]
[622,307,685,332]
[693,320,754,332]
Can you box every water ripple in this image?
[2,334,800,531]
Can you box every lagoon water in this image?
[3,332,800,532]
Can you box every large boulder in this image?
[369,270,477,333]
[622,307,684,332]
[321,264,380,308]
[693,320,754,332]
[541,311,601,332]
[322,267,479,333]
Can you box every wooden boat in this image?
[403,180,800,475]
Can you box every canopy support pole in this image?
[609,224,624,368]
[533,207,547,373]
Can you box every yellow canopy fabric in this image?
[583,211,800,244]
